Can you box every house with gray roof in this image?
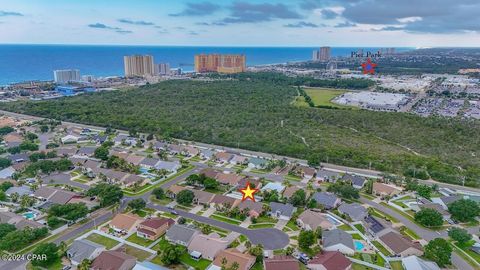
[154,161,181,173]
[139,157,161,169]
[248,158,268,169]
[67,239,105,266]
[322,229,355,255]
[77,146,96,156]
[316,169,341,182]
[401,255,440,270]
[312,192,341,209]
[338,203,367,221]
[439,195,462,209]
[269,202,296,221]
[0,167,15,179]
[165,224,200,246]
[5,186,33,197]
[200,149,214,160]
[341,174,366,189]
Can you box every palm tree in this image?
[10,192,19,203]
[20,195,33,208]
[58,241,67,256]
[78,259,91,270]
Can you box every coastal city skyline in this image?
[1,0,480,47]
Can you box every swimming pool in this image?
[354,240,365,251]
[22,212,36,220]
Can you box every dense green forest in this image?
[1,74,479,186]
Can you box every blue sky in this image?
[0,0,479,46]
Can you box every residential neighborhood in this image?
[0,113,479,270]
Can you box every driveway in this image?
[360,197,475,270]
[147,203,289,250]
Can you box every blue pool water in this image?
[354,240,365,251]
[23,212,35,220]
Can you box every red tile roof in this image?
[308,251,352,270]
[264,256,300,270]
[140,217,174,229]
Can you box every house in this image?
[67,239,105,266]
[438,195,462,210]
[214,152,234,163]
[165,224,200,246]
[122,174,145,188]
[192,189,215,205]
[401,255,440,270]
[0,167,15,179]
[211,248,256,270]
[0,212,44,229]
[153,141,168,151]
[341,174,366,189]
[322,229,355,255]
[297,166,316,180]
[61,134,80,144]
[238,178,261,190]
[297,209,334,231]
[182,146,199,157]
[269,202,295,220]
[372,182,402,197]
[188,233,229,260]
[167,144,184,155]
[201,168,219,179]
[311,192,341,209]
[282,186,300,199]
[92,134,108,145]
[378,232,423,257]
[154,161,181,173]
[5,186,33,197]
[167,185,187,199]
[237,200,264,218]
[133,261,170,270]
[114,134,136,146]
[57,147,78,157]
[210,194,239,210]
[264,255,300,270]
[110,213,143,234]
[419,203,451,220]
[140,158,161,169]
[100,169,129,184]
[200,149,215,160]
[230,155,248,165]
[307,251,352,270]
[364,215,389,237]
[248,158,267,169]
[42,173,71,184]
[7,153,29,163]
[91,250,136,270]
[137,218,174,240]
[77,146,96,157]
[316,169,341,182]
[261,182,285,194]
[111,150,129,160]
[125,154,145,166]
[34,186,76,205]
[338,203,367,221]
[216,172,244,186]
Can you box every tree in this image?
[0,126,14,135]
[414,208,443,227]
[94,146,110,160]
[20,194,35,209]
[0,223,16,238]
[0,191,6,202]
[448,199,480,222]
[128,198,146,211]
[40,125,49,133]
[78,259,92,270]
[31,243,59,267]
[25,132,38,141]
[327,182,359,199]
[248,244,264,262]
[424,238,452,267]
[0,181,13,192]
[48,203,89,221]
[47,216,62,228]
[416,184,432,199]
[289,189,306,207]
[176,190,194,206]
[298,230,316,250]
[86,183,123,207]
[0,158,12,170]
[204,178,219,190]
[161,244,184,265]
[152,187,165,199]
[448,227,472,244]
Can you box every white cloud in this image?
[397,16,422,23]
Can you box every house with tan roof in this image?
[167,185,187,199]
[297,209,334,231]
[211,248,256,270]
[121,174,145,188]
[282,185,300,199]
[264,255,300,270]
[229,155,248,165]
[216,172,244,186]
[308,251,352,270]
[200,168,219,179]
[125,154,145,166]
[237,200,264,218]
[91,250,136,270]
[136,217,174,240]
[192,189,215,205]
[378,231,423,257]
[210,194,240,211]
[373,182,402,197]
[188,233,229,260]
[182,146,199,157]
[214,152,234,163]
[34,186,77,205]
[110,213,143,234]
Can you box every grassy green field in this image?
[85,233,120,249]
[303,87,354,108]
[126,233,154,247]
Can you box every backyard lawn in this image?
[85,233,120,249]
[126,233,153,247]
[390,261,405,270]
[354,224,365,234]
[179,253,211,270]
[122,244,153,261]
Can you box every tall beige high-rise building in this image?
[124,55,155,77]
[194,54,246,73]
[312,47,331,61]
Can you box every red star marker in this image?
[361,58,377,74]
[239,182,259,202]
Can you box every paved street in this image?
[360,197,476,270]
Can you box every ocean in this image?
[0,45,412,85]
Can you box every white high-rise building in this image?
[124,55,155,77]
[155,63,171,75]
[312,47,331,61]
[53,69,80,83]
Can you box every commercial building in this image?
[194,54,246,73]
[312,47,331,61]
[53,69,80,83]
[155,63,171,75]
[124,55,155,77]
